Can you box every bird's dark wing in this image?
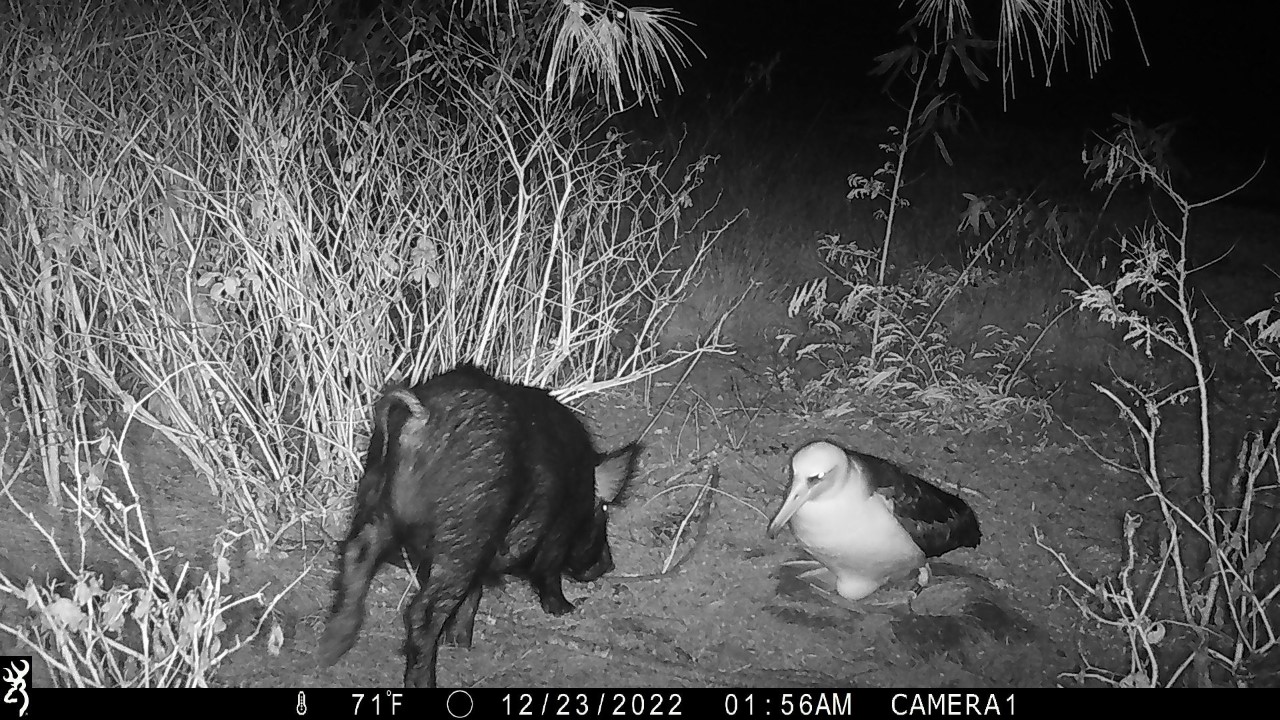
[859,453,981,557]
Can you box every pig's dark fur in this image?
[319,363,640,688]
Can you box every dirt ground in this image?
[2,339,1180,689]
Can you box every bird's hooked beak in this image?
[768,476,815,537]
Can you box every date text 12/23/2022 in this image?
[495,691,1018,718]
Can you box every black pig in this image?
[319,363,640,688]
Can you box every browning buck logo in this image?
[1,657,29,718]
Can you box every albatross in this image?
[768,440,981,602]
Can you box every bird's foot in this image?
[917,564,931,587]
[863,587,917,609]
[795,564,839,595]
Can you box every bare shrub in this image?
[0,0,728,552]
[1043,118,1278,687]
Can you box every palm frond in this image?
[912,0,1141,97]
[544,0,700,110]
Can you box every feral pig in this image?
[319,363,641,688]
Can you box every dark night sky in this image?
[648,1,1278,202]
[666,1,1277,137]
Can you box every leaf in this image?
[951,37,991,86]
[102,589,131,634]
[87,460,107,491]
[73,575,104,606]
[45,597,88,632]
[1241,543,1269,576]
[958,193,992,234]
[267,622,285,657]
[933,133,953,166]
[179,597,202,646]
[1144,621,1166,645]
[917,93,949,123]
[217,555,231,584]
[22,580,41,609]
[869,45,916,79]
[132,591,154,625]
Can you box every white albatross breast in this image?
[767,440,981,601]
